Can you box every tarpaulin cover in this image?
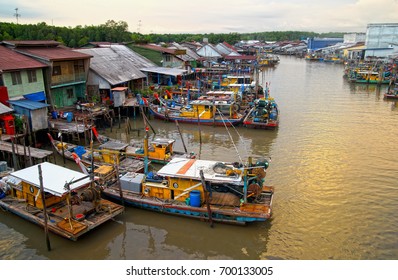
[23,91,46,101]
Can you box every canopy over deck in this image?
[9,162,91,196]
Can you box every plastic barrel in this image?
[66,112,73,123]
[189,190,201,207]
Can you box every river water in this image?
[1,56,398,260]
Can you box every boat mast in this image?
[255,50,260,99]
[144,126,149,174]
[38,164,51,251]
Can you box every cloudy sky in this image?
[1,0,397,34]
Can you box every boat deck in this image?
[0,197,124,241]
[103,186,272,225]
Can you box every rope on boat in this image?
[216,108,244,165]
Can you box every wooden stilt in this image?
[38,164,51,251]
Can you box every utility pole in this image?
[14,8,21,24]
[137,20,142,33]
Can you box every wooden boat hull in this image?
[47,133,145,174]
[384,94,398,99]
[103,186,273,225]
[148,105,244,127]
[243,120,279,129]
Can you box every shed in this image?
[8,100,50,132]
[0,103,15,135]
[111,87,128,107]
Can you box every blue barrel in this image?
[66,112,73,123]
[189,190,201,207]
[270,110,277,120]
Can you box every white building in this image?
[344,33,366,44]
[364,23,398,58]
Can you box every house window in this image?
[11,72,22,85]
[67,88,74,99]
[27,70,37,83]
[52,65,61,76]
[165,55,171,62]
[74,60,84,73]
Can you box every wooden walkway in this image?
[0,141,52,160]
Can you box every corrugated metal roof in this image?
[0,102,13,115]
[139,44,177,54]
[216,43,239,56]
[8,99,50,110]
[170,42,200,61]
[157,158,242,184]
[0,45,47,71]
[75,45,155,85]
[197,44,222,58]
[140,66,187,76]
[9,162,91,197]
[16,47,93,61]
[2,40,60,47]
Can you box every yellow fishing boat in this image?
[0,162,124,241]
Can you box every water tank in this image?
[189,190,201,207]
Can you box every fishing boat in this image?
[126,138,195,165]
[102,155,274,225]
[47,133,145,174]
[349,70,391,84]
[323,55,343,63]
[258,54,280,67]
[0,162,124,241]
[243,98,279,129]
[384,81,398,99]
[148,97,245,127]
[243,83,279,129]
[305,53,324,61]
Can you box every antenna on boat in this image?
[144,125,149,174]
[196,107,202,159]
[175,120,188,154]
[139,105,156,135]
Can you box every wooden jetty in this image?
[0,140,53,169]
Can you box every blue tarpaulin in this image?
[23,91,46,102]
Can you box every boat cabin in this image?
[126,138,175,162]
[0,162,124,240]
[97,141,129,164]
[5,162,92,209]
[143,158,243,204]
[179,98,239,119]
[180,99,215,119]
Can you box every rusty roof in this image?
[0,45,47,72]
[15,47,93,62]
[2,40,61,47]
[138,44,178,55]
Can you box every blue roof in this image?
[8,100,50,110]
[23,91,46,102]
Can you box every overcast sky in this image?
[1,0,397,34]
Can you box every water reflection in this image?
[0,209,125,260]
[107,208,272,260]
[3,56,398,260]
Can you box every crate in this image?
[120,172,144,193]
